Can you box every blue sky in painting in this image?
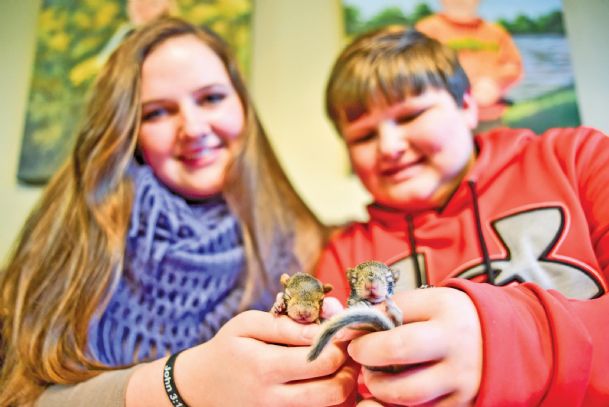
[343,0,563,22]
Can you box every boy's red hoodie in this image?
[316,127,609,405]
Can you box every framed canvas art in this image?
[342,0,580,134]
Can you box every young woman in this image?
[0,18,356,407]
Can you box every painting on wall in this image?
[341,0,580,134]
[18,0,252,185]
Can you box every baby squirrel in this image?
[307,261,402,362]
[270,272,333,324]
[346,261,402,325]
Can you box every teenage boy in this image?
[317,26,609,406]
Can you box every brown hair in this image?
[0,17,326,405]
[325,26,470,130]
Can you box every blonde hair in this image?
[326,26,470,130]
[0,17,326,405]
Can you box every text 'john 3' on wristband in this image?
[163,351,190,407]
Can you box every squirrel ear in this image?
[390,267,400,282]
[323,284,333,293]
[346,268,357,288]
[279,273,291,286]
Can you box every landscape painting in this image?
[342,0,580,134]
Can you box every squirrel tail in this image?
[307,307,394,362]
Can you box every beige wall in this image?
[562,0,609,132]
[2,0,609,263]
[250,0,370,225]
[0,0,43,263]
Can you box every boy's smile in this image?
[339,88,478,211]
[379,156,427,182]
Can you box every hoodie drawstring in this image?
[406,214,428,287]
[403,181,495,286]
[467,180,496,285]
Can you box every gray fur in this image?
[270,272,332,324]
[307,306,394,361]
[307,260,404,362]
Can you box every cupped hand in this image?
[177,309,358,407]
[321,296,346,320]
[348,287,482,406]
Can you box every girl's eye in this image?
[142,108,168,122]
[141,104,178,122]
[197,92,226,106]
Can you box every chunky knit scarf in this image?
[88,165,248,366]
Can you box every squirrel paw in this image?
[270,293,286,316]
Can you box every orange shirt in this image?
[416,14,523,121]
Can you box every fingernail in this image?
[346,342,354,357]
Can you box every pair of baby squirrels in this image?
[270,260,402,363]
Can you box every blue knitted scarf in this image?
[88,165,248,366]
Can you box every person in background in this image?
[317,25,609,406]
[416,0,523,132]
[70,0,180,87]
[98,0,181,65]
[0,17,357,407]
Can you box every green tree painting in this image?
[18,0,252,184]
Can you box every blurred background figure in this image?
[97,0,180,65]
[417,0,523,133]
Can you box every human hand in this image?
[177,310,358,407]
[356,399,384,406]
[348,287,482,406]
[321,296,345,320]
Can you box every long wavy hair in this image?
[0,17,327,405]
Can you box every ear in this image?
[323,283,333,294]
[346,268,356,288]
[390,267,400,282]
[279,273,290,287]
[461,91,479,131]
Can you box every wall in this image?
[0,0,42,263]
[562,0,609,133]
[1,0,609,263]
[250,0,370,226]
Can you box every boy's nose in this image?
[378,120,407,159]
